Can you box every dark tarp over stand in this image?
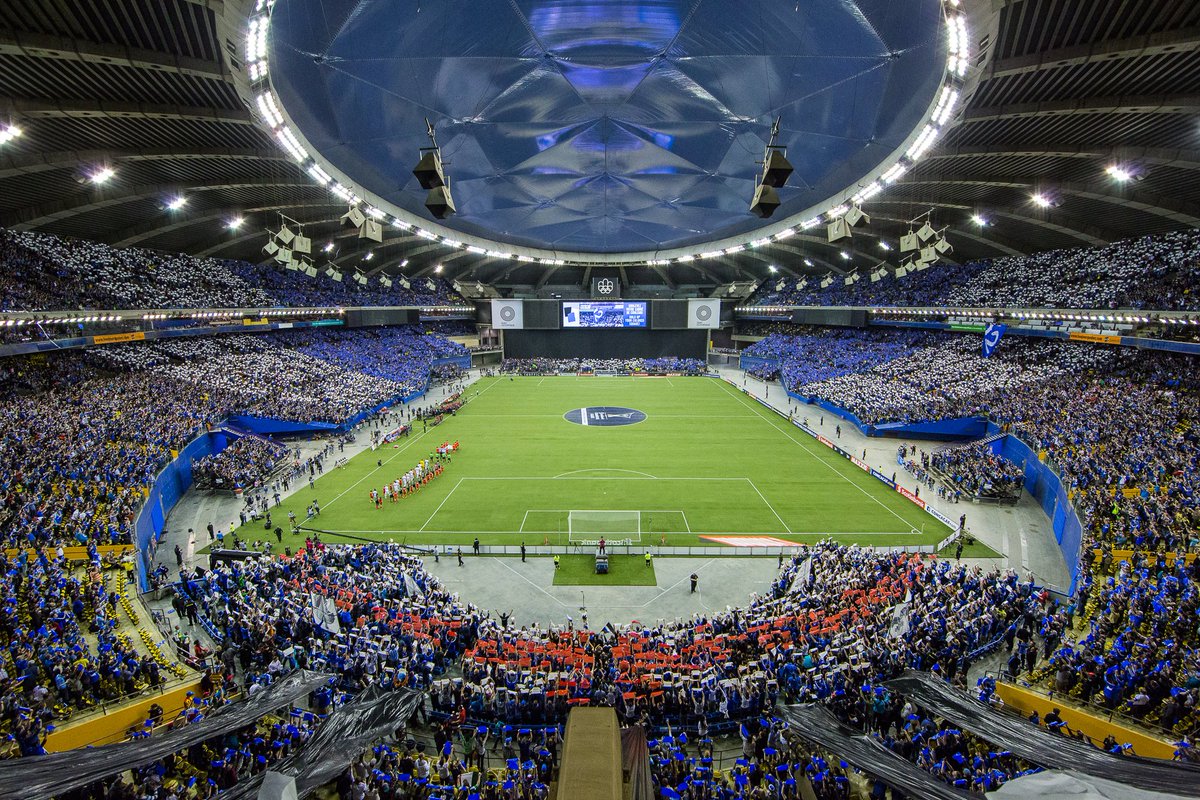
[885,672,1200,797]
[779,704,975,800]
[621,726,654,800]
[222,686,424,800]
[0,670,332,800]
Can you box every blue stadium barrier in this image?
[990,433,1083,594]
[134,430,227,589]
[738,354,780,373]
[784,393,989,441]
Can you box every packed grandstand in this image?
[0,232,1197,800]
[2,1,1200,798]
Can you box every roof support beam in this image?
[650,265,676,289]
[0,147,288,180]
[897,176,1200,227]
[2,181,319,229]
[194,210,345,257]
[110,201,335,248]
[4,98,252,125]
[868,213,1026,257]
[986,28,1200,78]
[534,266,560,290]
[922,145,1200,173]
[961,95,1200,123]
[0,31,228,80]
[869,199,1107,246]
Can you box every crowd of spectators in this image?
[793,336,1114,425]
[192,435,286,492]
[500,358,706,374]
[929,443,1025,501]
[745,229,1200,310]
[0,545,176,755]
[0,230,467,311]
[63,689,318,796]
[0,326,463,550]
[744,328,932,393]
[746,324,1200,732]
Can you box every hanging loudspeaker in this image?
[750,183,781,218]
[826,217,852,243]
[844,206,870,228]
[425,186,457,220]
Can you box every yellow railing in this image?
[994,680,1178,760]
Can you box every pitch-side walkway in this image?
[155,375,472,574]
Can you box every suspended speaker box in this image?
[844,206,870,227]
[359,218,383,242]
[412,151,446,189]
[750,183,780,218]
[341,207,366,228]
[899,232,919,252]
[760,150,794,188]
[826,217,851,242]
[425,186,456,219]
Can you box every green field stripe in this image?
[710,379,930,531]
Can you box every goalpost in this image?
[567,510,642,545]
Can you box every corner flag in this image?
[982,323,1007,358]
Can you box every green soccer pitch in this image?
[234,375,947,550]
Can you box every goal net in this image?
[567,510,641,544]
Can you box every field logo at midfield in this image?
[564,406,646,427]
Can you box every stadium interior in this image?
[1,0,1199,798]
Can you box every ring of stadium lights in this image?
[241,0,973,267]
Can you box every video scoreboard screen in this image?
[561,301,647,328]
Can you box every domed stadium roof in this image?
[266,0,946,254]
[0,0,1197,288]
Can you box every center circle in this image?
[563,406,647,427]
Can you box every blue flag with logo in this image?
[982,323,1007,358]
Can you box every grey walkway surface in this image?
[423,554,780,628]
[156,367,1072,630]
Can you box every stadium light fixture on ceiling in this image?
[803,259,814,267]
[89,167,115,184]
[878,241,890,251]
[1031,193,1053,208]
[971,214,987,226]
[323,242,335,253]
[364,252,374,261]
[0,124,21,145]
[227,217,244,230]
[166,196,187,211]
[768,265,778,273]
[1106,164,1133,182]
[434,264,443,273]
[840,251,851,261]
